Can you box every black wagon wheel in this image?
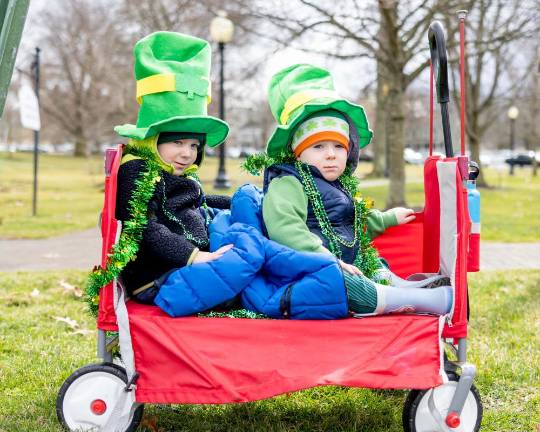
[402,373,482,432]
[57,363,144,432]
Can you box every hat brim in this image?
[266,99,373,157]
[114,115,229,147]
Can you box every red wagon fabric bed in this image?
[127,306,445,404]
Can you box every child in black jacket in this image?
[107,31,233,304]
[116,132,232,303]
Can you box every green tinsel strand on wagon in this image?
[85,145,162,316]
[198,309,268,319]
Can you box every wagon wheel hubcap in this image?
[414,381,479,431]
[62,370,133,430]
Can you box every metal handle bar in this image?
[428,21,454,158]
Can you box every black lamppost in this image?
[507,105,519,176]
[31,47,41,216]
[210,11,234,189]
[17,47,41,216]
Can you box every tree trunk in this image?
[74,137,89,157]
[386,83,406,207]
[372,68,389,178]
[371,25,389,178]
[468,134,487,186]
[467,112,488,187]
[378,0,406,207]
[530,46,539,177]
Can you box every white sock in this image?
[375,284,453,315]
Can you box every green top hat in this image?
[266,64,373,157]
[114,31,229,147]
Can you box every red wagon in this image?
[57,21,483,432]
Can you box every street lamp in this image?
[210,11,234,189]
[507,105,519,176]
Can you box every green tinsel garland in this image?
[85,145,162,316]
[243,152,381,279]
[198,309,268,319]
[242,151,295,176]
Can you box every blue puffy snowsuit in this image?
[154,184,349,319]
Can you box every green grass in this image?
[1,152,539,242]
[473,168,540,242]
[0,152,104,238]
[0,270,538,431]
[0,152,261,239]
[360,166,540,243]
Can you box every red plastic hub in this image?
[90,399,107,415]
[445,412,461,428]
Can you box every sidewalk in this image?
[0,227,538,272]
[0,228,101,271]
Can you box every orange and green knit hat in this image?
[290,110,350,157]
[266,64,372,157]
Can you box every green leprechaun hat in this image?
[266,64,373,157]
[114,31,229,147]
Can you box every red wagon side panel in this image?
[97,146,123,331]
[127,303,444,404]
[374,156,470,338]
[373,213,424,278]
[442,159,470,338]
[423,156,442,273]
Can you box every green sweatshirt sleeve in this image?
[366,208,398,240]
[263,176,329,254]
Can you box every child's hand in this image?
[393,207,416,225]
[192,244,233,264]
[339,260,363,276]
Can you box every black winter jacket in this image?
[116,158,230,297]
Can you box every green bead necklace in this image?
[159,176,210,248]
[294,160,380,279]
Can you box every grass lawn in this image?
[0,270,538,431]
[1,151,539,242]
[0,152,259,239]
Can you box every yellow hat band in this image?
[279,89,339,125]
[136,73,211,105]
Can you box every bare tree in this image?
[372,25,389,178]
[0,86,25,154]
[119,0,273,150]
[515,41,540,176]
[446,0,540,186]
[119,0,217,38]
[233,0,466,207]
[37,0,134,156]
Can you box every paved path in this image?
[479,242,540,270]
[0,228,101,271]
[0,228,538,271]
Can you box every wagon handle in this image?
[428,21,454,158]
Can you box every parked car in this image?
[205,147,216,157]
[358,150,373,162]
[505,151,537,167]
[239,147,259,158]
[404,148,424,164]
[14,143,53,153]
[226,146,241,159]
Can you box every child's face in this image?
[297,140,348,181]
[157,138,199,175]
